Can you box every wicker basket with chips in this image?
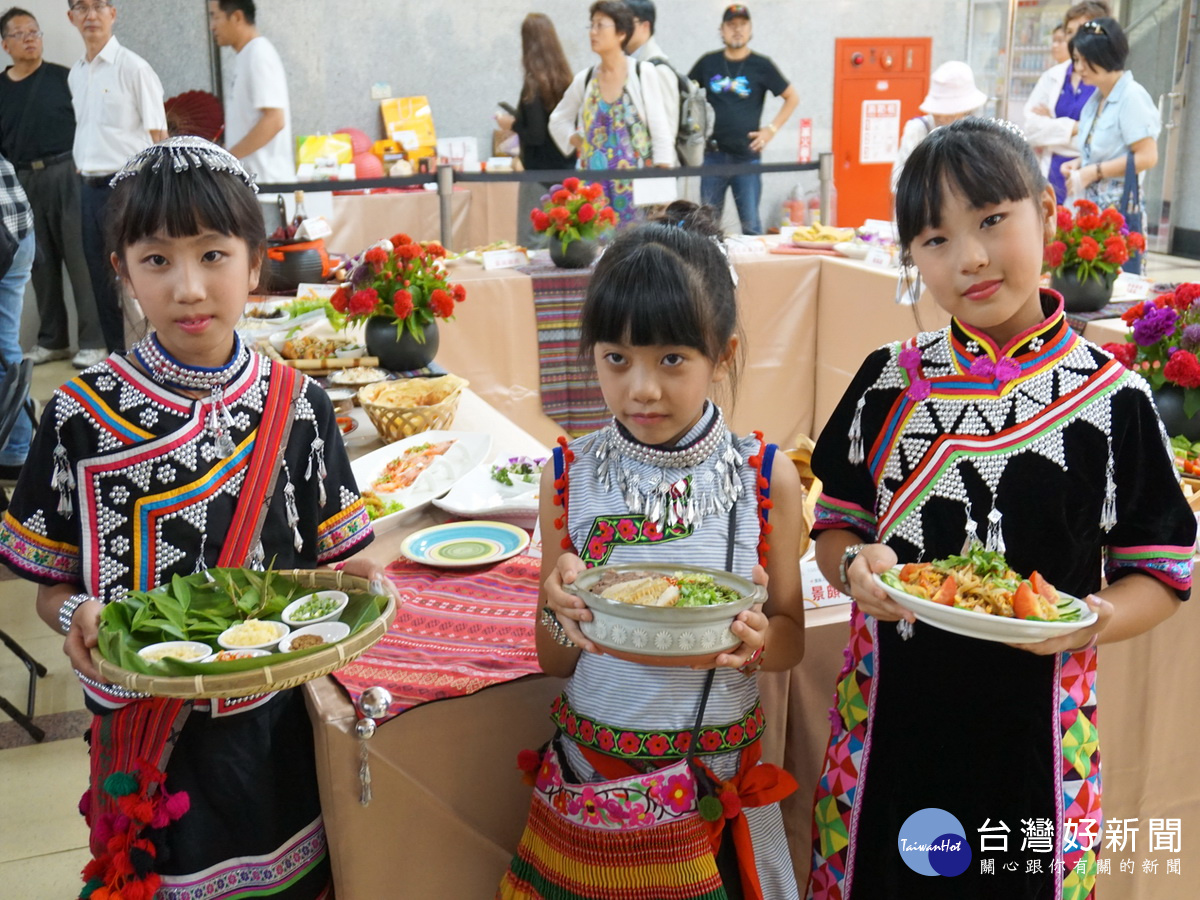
[358,373,468,443]
[92,569,395,699]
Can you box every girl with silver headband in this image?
[0,136,390,900]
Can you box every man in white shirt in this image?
[625,0,679,154]
[208,0,293,184]
[68,0,166,356]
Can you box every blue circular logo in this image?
[897,808,972,877]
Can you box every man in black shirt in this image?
[0,7,102,367]
[689,4,798,234]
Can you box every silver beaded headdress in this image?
[109,136,258,192]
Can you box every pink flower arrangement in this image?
[1103,283,1200,417]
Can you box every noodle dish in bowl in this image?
[563,563,764,666]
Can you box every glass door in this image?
[1006,0,1075,129]
[1122,0,1195,254]
[967,0,1012,119]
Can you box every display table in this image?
[324,181,519,255]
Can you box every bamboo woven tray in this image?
[92,569,395,699]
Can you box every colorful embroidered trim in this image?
[550,693,764,761]
[552,437,577,552]
[580,513,691,566]
[812,494,878,540]
[317,499,372,560]
[1105,544,1194,593]
[0,511,80,580]
[156,815,329,900]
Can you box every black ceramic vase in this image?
[1050,268,1116,314]
[364,317,439,372]
[549,239,597,269]
[1152,383,1200,441]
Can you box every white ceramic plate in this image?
[351,430,493,532]
[873,570,1097,643]
[431,455,543,528]
[399,520,531,568]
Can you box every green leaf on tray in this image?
[98,568,388,677]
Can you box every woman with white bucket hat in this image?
[889,61,987,193]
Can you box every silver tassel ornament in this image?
[307,436,327,506]
[282,463,302,552]
[1101,437,1117,532]
[848,396,866,464]
[986,507,1005,554]
[52,438,75,518]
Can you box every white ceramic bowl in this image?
[282,590,349,627]
[217,619,289,651]
[564,564,764,666]
[201,648,273,663]
[138,641,212,663]
[278,622,351,653]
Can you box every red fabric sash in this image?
[577,738,797,900]
[86,360,302,855]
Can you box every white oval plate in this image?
[432,455,543,528]
[350,430,493,532]
[400,520,531,568]
[873,570,1097,643]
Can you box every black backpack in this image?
[646,56,714,167]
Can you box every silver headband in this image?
[109,136,258,192]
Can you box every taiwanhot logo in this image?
[897,808,972,877]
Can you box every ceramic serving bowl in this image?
[282,590,349,627]
[278,622,351,653]
[217,619,290,651]
[563,563,764,667]
[138,641,212,663]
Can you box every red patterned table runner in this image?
[331,553,543,723]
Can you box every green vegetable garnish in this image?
[672,572,742,607]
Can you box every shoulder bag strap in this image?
[1119,150,1140,216]
[217,361,303,567]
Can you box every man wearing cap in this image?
[0,7,103,368]
[689,4,797,234]
[208,0,294,184]
[68,0,167,357]
[889,60,986,193]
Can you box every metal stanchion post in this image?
[818,152,834,227]
[437,164,454,250]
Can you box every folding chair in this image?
[0,354,46,741]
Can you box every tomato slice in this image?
[899,562,931,581]
[1029,571,1058,604]
[931,574,957,606]
[1013,581,1042,619]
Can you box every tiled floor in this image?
[1,252,1197,893]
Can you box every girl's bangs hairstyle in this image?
[107,162,267,265]
[580,223,738,367]
[894,117,1046,258]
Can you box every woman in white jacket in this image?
[549,0,674,226]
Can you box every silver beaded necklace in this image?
[131,332,248,457]
[593,405,745,531]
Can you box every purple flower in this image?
[350,264,370,287]
[1182,324,1200,347]
[828,706,844,736]
[550,184,564,194]
[1132,306,1179,346]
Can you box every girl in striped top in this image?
[498,203,806,900]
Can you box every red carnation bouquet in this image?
[328,233,466,343]
[530,177,619,254]
[1103,283,1200,417]
[1044,199,1145,284]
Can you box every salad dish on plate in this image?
[432,455,545,527]
[874,545,1096,643]
[349,430,492,531]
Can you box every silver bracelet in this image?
[58,593,95,635]
[539,607,576,647]
[839,543,868,594]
